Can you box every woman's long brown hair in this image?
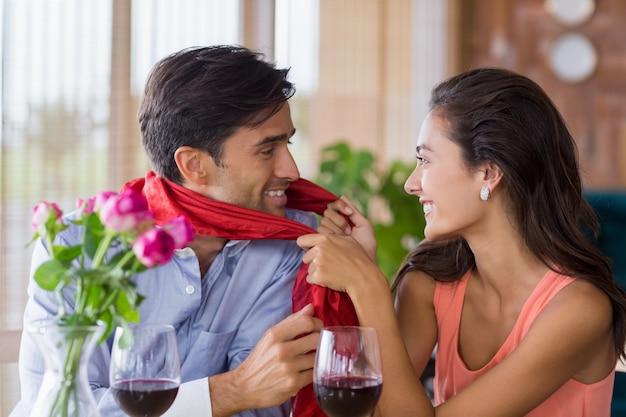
[392,68,626,357]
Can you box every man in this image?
[15,45,332,417]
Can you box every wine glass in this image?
[314,326,383,417]
[110,323,181,417]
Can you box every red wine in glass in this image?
[112,379,179,417]
[314,326,383,417]
[110,324,181,417]
[314,375,382,417]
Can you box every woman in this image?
[297,67,626,417]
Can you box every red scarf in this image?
[124,171,357,417]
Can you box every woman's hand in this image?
[297,233,383,295]
[317,196,377,261]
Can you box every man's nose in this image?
[276,147,300,181]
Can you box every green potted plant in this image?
[315,141,425,281]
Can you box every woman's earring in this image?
[480,185,491,201]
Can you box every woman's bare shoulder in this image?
[394,271,439,375]
[528,277,615,381]
[548,278,613,324]
[395,270,437,303]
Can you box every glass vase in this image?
[28,320,105,417]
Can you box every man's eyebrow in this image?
[254,128,297,147]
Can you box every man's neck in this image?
[188,235,229,277]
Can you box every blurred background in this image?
[2,0,625,414]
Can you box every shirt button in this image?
[185,285,195,295]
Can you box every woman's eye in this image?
[416,156,427,166]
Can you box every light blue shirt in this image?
[17,208,317,417]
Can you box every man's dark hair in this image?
[138,45,295,183]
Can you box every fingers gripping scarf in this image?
[124,171,358,417]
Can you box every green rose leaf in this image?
[98,309,115,344]
[33,259,68,291]
[115,290,140,322]
[54,245,81,262]
[83,213,105,259]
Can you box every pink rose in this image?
[31,201,63,236]
[99,189,154,233]
[76,197,96,215]
[93,191,118,211]
[77,191,117,216]
[163,216,194,248]
[132,228,176,267]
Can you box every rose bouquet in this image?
[29,187,193,416]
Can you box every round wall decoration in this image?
[545,0,596,26]
[549,32,597,83]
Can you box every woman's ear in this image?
[480,161,504,190]
[174,146,214,186]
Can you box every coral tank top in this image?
[433,270,615,416]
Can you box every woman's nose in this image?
[404,167,422,195]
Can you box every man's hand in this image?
[209,304,323,416]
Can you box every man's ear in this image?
[174,146,215,186]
